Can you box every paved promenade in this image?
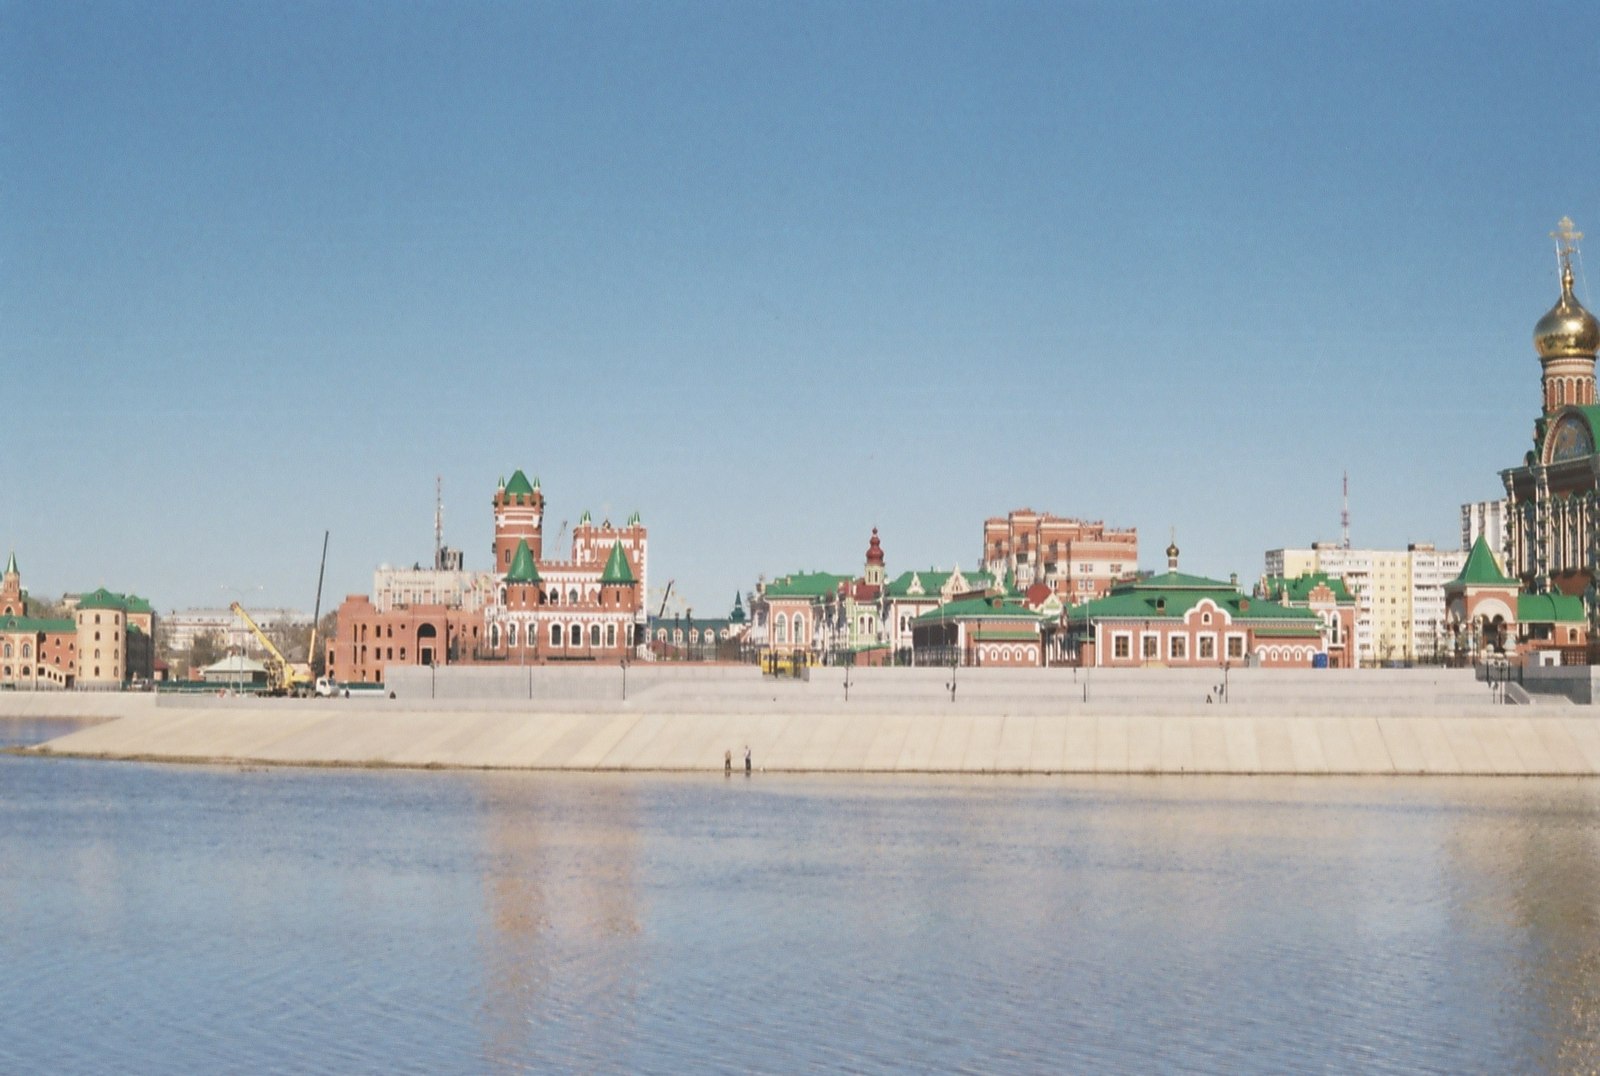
[8,667,1600,775]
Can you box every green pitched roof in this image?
[0,614,74,634]
[1066,582,1319,626]
[1263,572,1354,603]
[599,542,636,585]
[914,597,1047,623]
[1517,593,1586,623]
[763,571,854,598]
[884,569,994,598]
[1452,536,1516,587]
[504,539,541,584]
[504,470,536,497]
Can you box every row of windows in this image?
[1111,633,1247,661]
[490,622,630,649]
[1,642,32,658]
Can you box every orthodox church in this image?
[1449,218,1600,659]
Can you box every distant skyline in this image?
[5,1,1598,615]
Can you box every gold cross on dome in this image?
[1553,216,1584,255]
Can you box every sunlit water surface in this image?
[3,717,1599,1074]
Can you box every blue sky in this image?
[4,1,1598,617]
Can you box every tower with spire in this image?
[864,527,886,588]
[1,551,23,616]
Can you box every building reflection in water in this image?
[1446,779,1600,1074]
[475,774,643,1070]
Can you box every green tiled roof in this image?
[1131,570,1236,591]
[1066,581,1319,626]
[1262,572,1354,603]
[764,571,854,598]
[504,470,536,497]
[884,569,994,598]
[1517,592,1585,623]
[970,628,1041,641]
[504,539,541,584]
[1251,624,1324,638]
[124,595,153,614]
[76,587,129,612]
[1452,536,1516,587]
[599,542,636,585]
[0,614,74,634]
[914,597,1047,624]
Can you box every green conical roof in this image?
[579,509,592,526]
[4,551,15,575]
[1453,536,1516,587]
[627,511,641,526]
[504,539,541,584]
[505,470,536,497]
[730,592,746,623]
[599,542,636,585]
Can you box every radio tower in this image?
[1341,471,1351,550]
[433,475,444,570]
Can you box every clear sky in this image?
[5,1,1598,618]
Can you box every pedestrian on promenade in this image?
[744,745,752,775]
[725,749,732,775]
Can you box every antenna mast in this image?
[434,475,444,570]
[1341,471,1351,550]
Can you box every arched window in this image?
[500,586,507,605]
[656,628,666,641]
[21,643,30,658]
[569,588,579,604]
[549,587,560,605]
[551,624,563,647]
[590,624,601,646]
[490,624,501,648]
[507,623,518,648]
[2,643,9,658]
[775,617,788,643]
[570,623,581,646]
[793,614,806,642]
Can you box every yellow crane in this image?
[230,601,316,696]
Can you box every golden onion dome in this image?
[1535,265,1600,358]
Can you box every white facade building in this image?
[1263,542,1466,665]
[164,608,310,656]
[372,566,498,614]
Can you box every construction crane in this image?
[230,601,319,696]
[229,532,334,697]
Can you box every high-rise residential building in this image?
[1461,499,1508,558]
[1262,542,1465,665]
[980,510,1137,601]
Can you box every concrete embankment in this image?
[9,666,1600,775]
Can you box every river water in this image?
[3,717,1599,1074]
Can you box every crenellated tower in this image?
[493,470,544,572]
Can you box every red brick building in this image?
[327,470,647,683]
[981,510,1138,601]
